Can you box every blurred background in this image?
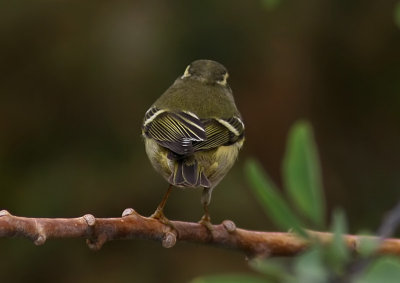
[1,0,400,282]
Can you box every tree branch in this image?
[1,209,400,257]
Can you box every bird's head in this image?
[181,59,229,86]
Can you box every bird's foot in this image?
[198,214,214,232]
[150,209,176,231]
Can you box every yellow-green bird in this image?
[142,59,245,228]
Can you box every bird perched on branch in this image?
[142,59,245,229]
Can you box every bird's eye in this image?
[181,65,191,79]
[217,72,229,86]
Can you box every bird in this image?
[142,59,245,229]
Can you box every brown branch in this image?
[1,209,400,257]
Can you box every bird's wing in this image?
[142,107,207,155]
[193,116,245,151]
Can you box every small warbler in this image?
[142,59,245,228]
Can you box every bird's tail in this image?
[168,159,211,188]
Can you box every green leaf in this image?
[283,121,325,227]
[249,258,293,281]
[245,159,306,237]
[191,274,269,283]
[330,209,349,259]
[357,230,380,257]
[326,208,350,273]
[355,256,400,283]
[395,2,400,29]
[292,249,329,283]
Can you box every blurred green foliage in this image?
[283,121,325,228]
[356,257,400,283]
[197,121,400,283]
[245,159,306,236]
[244,120,325,236]
[328,208,350,272]
[191,274,268,283]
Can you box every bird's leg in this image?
[150,184,175,229]
[198,187,214,231]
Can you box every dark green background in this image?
[1,1,400,282]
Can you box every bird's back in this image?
[153,79,239,119]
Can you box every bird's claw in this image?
[198,214,214,232]
[150,209,176,231]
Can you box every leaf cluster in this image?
[194,121,400,283]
